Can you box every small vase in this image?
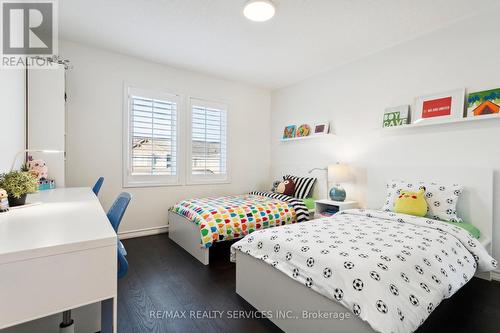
[8,194,27,207]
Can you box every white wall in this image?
[60,40,271,234]
[271,12,500,267]
[0,69,25,172]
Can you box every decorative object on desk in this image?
[20,163,29,172]
[27,157,48,180]
[0,189,9,212]
[466,88,500,117]
[382,105,410,127]
[328,163,352,202]
[283,125,296,139]
[275,179,295,196]
[296,124,311,137]
[25,156,55,191]
[413,89,465,125]
[394,189,428,217]
[0,171,38,207]
[38,178,56,191]
[313,122,329,135]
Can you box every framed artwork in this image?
[296,124,311,137]
[283,125,296,139]
[466,88,500,118]
[413,89,465,125]
[313,122,329,135]
[382,105,410,127]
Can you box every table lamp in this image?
[328,163,351,202]
[308,167,328,198]
[10,149,64,172]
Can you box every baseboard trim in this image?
[491,269,500,282]
[118,225,168,240]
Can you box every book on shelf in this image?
[320,208,339,217]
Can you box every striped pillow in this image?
[283,175,316,199]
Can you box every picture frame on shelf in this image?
[466,88,500,118]
[382,105,410,127]
[413,89,465,125]
[296,124,311,137]
[313,122,329,135]
[283,125,296,139]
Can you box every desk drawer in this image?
[0,245,116,329]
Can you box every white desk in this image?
[0,188,117,332]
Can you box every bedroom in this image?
[0,0,499,332]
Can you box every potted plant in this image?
[0,171,38,207]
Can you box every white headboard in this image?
[365,167,493,253]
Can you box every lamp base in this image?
[329,185,346,202]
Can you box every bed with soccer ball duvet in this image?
[230,209,497,333]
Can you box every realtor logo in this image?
[1,0,57,67]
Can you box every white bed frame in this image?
[168,207,315,266]
[235,167,494,333]
[168,211,210,265]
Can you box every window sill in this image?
[123,181,182,188]
[185,179,231,186]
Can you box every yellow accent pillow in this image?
[394,189,428,217]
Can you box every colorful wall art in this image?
[413,89,465,124]
[283,125,296,139]
[313,122,329,135]
[296,124,311,137]
[467,88,500,117]
[282,122,330,140]
[383,105,410,127]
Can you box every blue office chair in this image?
[107,192,131,232]
[107,192,132,279]
[117,241,129,279]
[92,177,104,196]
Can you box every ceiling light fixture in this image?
[243,0,276,22]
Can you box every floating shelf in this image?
[280,133,334,142]
[381,113,500,132]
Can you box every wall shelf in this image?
[280,133,334,142]
[381,113,500,132]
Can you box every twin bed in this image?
[168,167,497,333]
[168,190,311,265]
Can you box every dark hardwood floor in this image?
[119,234,500,333]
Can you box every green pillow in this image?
[303,198,315,210]
[443,220,481,239]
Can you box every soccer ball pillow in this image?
[383,180,463,222]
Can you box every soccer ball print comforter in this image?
[231,209,497,333]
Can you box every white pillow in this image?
[382,180,463,222]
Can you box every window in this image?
[188,98,229,183]
[123,87,180,187]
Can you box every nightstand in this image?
[314,199,358,219]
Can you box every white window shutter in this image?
[123,87,180,187]
[189,98,228,183]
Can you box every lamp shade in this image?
[328,163,351,184]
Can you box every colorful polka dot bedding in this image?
[171,194,306,248]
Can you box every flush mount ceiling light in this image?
[243,0,276,22]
